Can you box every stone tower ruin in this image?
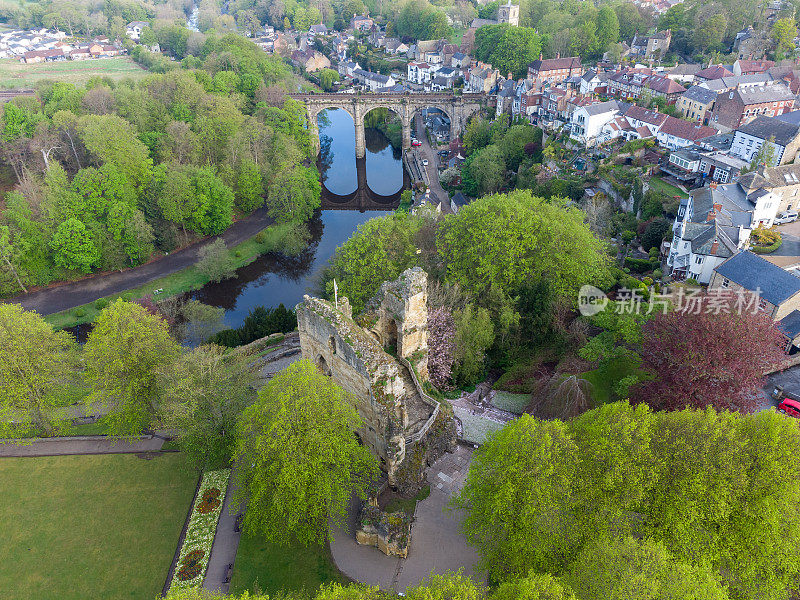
[295,268,455,488]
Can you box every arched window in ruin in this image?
[386,319,398,355]
[316,354,331,376]
[328,335,337,355]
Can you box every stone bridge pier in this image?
[290,93,484,159]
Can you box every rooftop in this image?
[714,251,800,305]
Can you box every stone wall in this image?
[296,268,454,488]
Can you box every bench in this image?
[234,513,243,533]
[224,563,233,584]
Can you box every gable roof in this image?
[659,116,716,141]
[736,116,800,146]
[581,100,619,116]
[681,85,718,104]
[735,83,795,105]
[697,65,734,80]
[625,105,668,126]
[529,56,581,73]
[644,74,685,94]
[714,251,800,305]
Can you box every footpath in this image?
[7,206,272,316]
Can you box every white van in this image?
[775,211,799,225]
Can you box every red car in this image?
[778,398,800,418]
[411,140,422,147]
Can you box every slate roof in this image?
[779,310,800,338]
[581,100,619,116]
[738,163,800,192]
[736,83,795,105]
[451,192,469,207]
[645,75,686,94]
[669,63,702,76]
[736,116,800,146]
[715,251,800,305]
[681,85,718,104]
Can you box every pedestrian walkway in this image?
[329,445,483,591]
[204,467,244,594]
[0,435,165,457]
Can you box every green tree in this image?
[78,114,153,188]
[564,535,730,600]
[463,145,506,196]
[84,300,180,437]
[492,573,577,600]
[158,344,257,470]
[694,14,727,52]
[318,68,340,92]
[235,158,264,213]
[50,218,100,273]
[453,304,495,386]
[234,359,379,545]
[437,191,610,300]
[266,165,321,224]
[474,25,542,79]
[196,238,237,283]
[456,402,800,599]
[772,17,797,57]
[596,6,619,53]
[325,212,425,312]
[1,101,41,141]
[747,135,778,171]
[0,304,79,437]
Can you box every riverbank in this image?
[44,222,299,331]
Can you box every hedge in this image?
[751,239,783,254]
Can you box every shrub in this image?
[234,250,242,258]
[751,239,783,254]
[625,257,659,273]
[94,298,109,310]
[73,307,87,317]
[208,304,297,348]
[197,238,237,283]
[685,278,699,286]
[653,269,663,279]
[642,276,653,286]
[254,232,266,244]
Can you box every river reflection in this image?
[188,110,405,328]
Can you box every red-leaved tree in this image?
[634,298,786,412]
[428,306,456,390]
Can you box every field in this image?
[0,453,198,600]
[0,57,149,88]
[648,176,685,199]
[230,534,347,596]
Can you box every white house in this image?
[654,116,717,151]
[407,62,436,85]
[126,21,149,41]
[569,101,621,147]
[666,180,783,282]
[579,69,605,95]
[354,68,395,91]
[729,116,800,165]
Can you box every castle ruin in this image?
[296,268,455,489]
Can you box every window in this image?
[695,256,703,264]
[721,277,730,288]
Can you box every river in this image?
[191,108,405,329]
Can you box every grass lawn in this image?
[490,391,530,414]
[230,534,347,596]
[648,176,685,198]
[0,57,149,88]
[581,355,644,406]
[0,453,198,600]
[45,222,297,330]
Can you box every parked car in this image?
[774,211,799,225]
[412,140,422,147]
[778,398,800,418]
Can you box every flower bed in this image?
[168,468,231,593]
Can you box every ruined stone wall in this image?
[296,268,455,490]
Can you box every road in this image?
[414,115,451,212]
[5,206,273,316]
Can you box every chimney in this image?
[539,52,543,61]
[707,210,716,222]
[710,181,718,190]
[556,52,560,59]
[711,238,719,254]
[713,203,722,212]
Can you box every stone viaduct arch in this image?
[289,93,484,158]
